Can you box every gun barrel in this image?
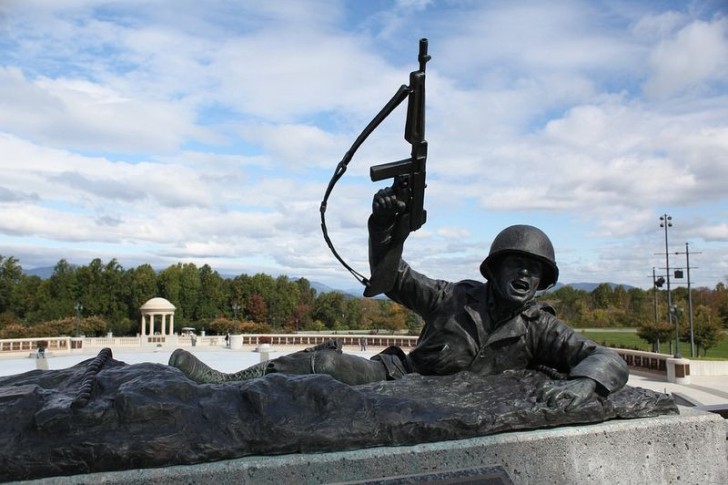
[418,38,430,71]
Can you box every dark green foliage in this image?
[0,254,408,337]
[541,282,726,330]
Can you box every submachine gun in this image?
[320,38,431,297]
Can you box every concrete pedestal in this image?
[229,334,243,350]
[21,408,726,485]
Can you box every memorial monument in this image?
[0,39,696,483]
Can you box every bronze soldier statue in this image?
[169,188,628,410]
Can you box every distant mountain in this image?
[308,280,339,295]
[23,266,56,279]
[546,282,635,293]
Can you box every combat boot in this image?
[169,349,270,384]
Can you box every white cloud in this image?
[645,17,728,98]
[0,68,202,152]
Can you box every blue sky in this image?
[0,0,726,292]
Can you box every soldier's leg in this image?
[169,339,386,385]
[268,350,387,385]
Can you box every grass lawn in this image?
[579,330,728,360]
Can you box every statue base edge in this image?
[13,407,726,485]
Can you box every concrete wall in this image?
[690,360,728,376]
[16,408,726,485]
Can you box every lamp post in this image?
[652,268,665,353]
[231,302,240,320]
[659,214,679,357]
[74,302,83,337]
[685,243,694,358]
[674,242,699,358]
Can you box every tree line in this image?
[1,254,727,354]
[543,282,728,356]
[0,255,422,338]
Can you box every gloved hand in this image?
[372,187,406,226]
[537,378,597,411]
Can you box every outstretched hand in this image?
[372,187,406,226]
[537,378,597,411]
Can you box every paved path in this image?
[627,369,728,406]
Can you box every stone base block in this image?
[15,408,726,485]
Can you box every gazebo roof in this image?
[140,297,176,311]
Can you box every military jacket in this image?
[369,219,629,394]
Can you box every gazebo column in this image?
[140,314,146,337]
[169,313,175,335]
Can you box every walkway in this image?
[627,369,728,407]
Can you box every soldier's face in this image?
[492,254,543,306]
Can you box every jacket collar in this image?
[464,282,533,346]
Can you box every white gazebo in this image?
[139,297,177,337]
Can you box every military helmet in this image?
[479,224,559,290]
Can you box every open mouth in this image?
[512,280,530,292]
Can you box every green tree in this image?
[124,264,158,320]
[342,298,363,330]
[627,287,651,323]
[612,285,629,311]
[369,299,397,331]
[269,275,297,328]
[228,274,252,317]
[378,301,407,334]
[157,264,182,316]
[690,305,724,357]
[11,274,42,323]
[313,291,347,329]
[34,259,78,321]
[295,278,317,306]
[712,282,728,328]
[178,263,201,323]
[0,255,23,316]
[637,321,673,352]
[544,286,588,323]
[102,259,128,324]
[405,308,424,335]
[359,298,380,330]
[197,264,225,321]
[249,273,276,302]
[591,283,614,310]
[290,277,316,330]
[72,258,127,328]
[75,258,104,316]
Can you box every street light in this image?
[675,242,699,358]
[75,302,83,337]
[652,268,665,353]
[659,214,679,358]
[231,302,240,320]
